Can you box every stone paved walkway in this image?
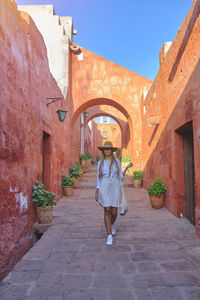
[1,168,200,300]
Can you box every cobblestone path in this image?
[1,168,200,300]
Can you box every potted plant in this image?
[86,152,92,167]
[76,162,84,175]
[96,155,101,162]
[80,154,87,167]
[122,155,132,175]
[116,148,122,161]
[147,178,167,209]
[62,175,75,196]
[133,170,143,188]
[70,164,81,184]
[91,155,95,166]
[32,181,56,224]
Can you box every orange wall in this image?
[90,122,121,158]
[142,0,200,235]
[0,0,80,279]
[70,47,152,169]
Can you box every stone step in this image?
[85,168,97,174]
[79,182,96,189]
[80,177,96,182]
[79,180,133,189]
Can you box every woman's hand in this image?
[127,162,133,168]
[95,189,99,201]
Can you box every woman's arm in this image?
[96,160,100,189]
[122,162,133,177]
[96,161,100,201]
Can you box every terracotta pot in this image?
[63,186,74,196]
[149,194,165,209]
[87,159,92,167]
[133,179,143,188]
[72,177,79,185]
[36,206,53,224]
[81,160,86,167]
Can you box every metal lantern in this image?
[83,111,89,118]
[57,110,68,122]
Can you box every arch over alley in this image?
[70,46,152,167]
[70,98,133,161]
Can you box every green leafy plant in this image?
[70,164,81,178]
[122,155,131,172]
[96,156,101,161]
[32,181,56,207]
[147,178,167,197]
[62,175,75,187]
[122,155,131,162]
[86,152,92,159]
[133,170,143,180]
[74,162,83,170]
[116,148,121,157]
[80,154,87,161]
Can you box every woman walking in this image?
[95,141,133,245]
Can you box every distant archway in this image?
[85,112,129,149]
[70,98,133,162]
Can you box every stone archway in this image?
[84,104,129,150]
[69,47,152,167]
[70,98,133,163]
[84,112,129,154]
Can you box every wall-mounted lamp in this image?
[46,98,68,122]
[83,111,89,118]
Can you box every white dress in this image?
[96,158,124,207]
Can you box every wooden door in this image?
[183,128,195,225]
[42,132,51,188]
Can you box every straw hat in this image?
[98,141,118,152]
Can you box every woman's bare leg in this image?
[104,207,111,235]
[111,207,118,225]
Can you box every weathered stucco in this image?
[0,0,78,279]
[1,0,200,281]
[69,47,152,168]
[142,0,200,235]
[18,4,74,98]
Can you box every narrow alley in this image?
[1,168,200,300]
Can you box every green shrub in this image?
[75,162,83,170]
[96,156,101,161]
[147,178,166,197]
[32,181,56,207]
[122,155,131,162]
[69,164,81,178]
[86,152,92,159]
[133,170,143,180]
[80,154,87,161]
[116,148,121,157]
[62,175,75,187]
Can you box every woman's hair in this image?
[99,152,120,178]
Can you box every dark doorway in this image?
[183,125,195,225]
[42,131,52,188]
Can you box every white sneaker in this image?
[106,234,113,245]
[111,224,116,235]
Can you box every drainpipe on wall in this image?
[80,113,85,155]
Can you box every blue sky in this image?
[16,0,193,80]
